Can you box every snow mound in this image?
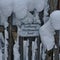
[27,0,45,12]
[21,12,34,24]
[39,20,55,51]
[0,0,12,17]
[13,0,28,19]
[27,0,35,11]
[50,10,60,30]
[35,0,45,12]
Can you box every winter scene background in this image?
[0,0,60,60]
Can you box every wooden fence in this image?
[0,14,60,60]
[0,0,60,60]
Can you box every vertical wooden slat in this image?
[19,37,23,60]
[35,37,40,60]
[28,38,32,60]
[37,37,40,60]
[45,49,53,60]
[7,13,14,60]
[49,0,58,13]
[55,31,59,60]
[57,0,60,10]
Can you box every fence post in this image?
[55,30,59,60]
[19,37,23,60]
[28,38,32,60]
[0,26,5,60]
[37,37,40,60]
[7,13,17,60]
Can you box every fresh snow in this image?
[35,0,45,12]
[0,0,12,17]
[39,10,60,51]
[0,0,46,20]
[39,20,55,51]
[50,10,60,30]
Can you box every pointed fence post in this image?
[7,13,17,60]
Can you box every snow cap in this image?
[50,10,60,30]
[13,0,28,19]
[35,0,45,12]
[0,0,13,17]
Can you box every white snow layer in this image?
[0,0,12,17]
[0,15,8,28]
[5,29,8,60]
[27,0,45,12]
[50,10,60,30]
[34,0,45,12]
[13,0,28,19]
[0,0,46,20]
[13,40,20,60]
[39,10,60,51]
[39,20,55,51]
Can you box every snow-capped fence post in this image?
[7,13,14,60]
[7,13,17,60]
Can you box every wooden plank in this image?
[49,0,58,13]
[36,37,40,60]
[7,13,15,60]
[19,37,23,60]
[28,38,32,60]
[55,30,59,60]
